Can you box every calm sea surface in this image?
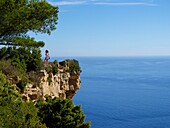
[55,57,170,128]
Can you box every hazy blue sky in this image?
[35,0,170,57]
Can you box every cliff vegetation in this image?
[0,0,90,127]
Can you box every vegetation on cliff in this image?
[0,71,46,128]
[0,71,90,128]
[37,97,90,128]
[0,0,90,127]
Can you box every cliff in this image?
[22,60,81,102]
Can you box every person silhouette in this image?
[44,50,50,64]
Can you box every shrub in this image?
[0,59,28,83]
[28,72,41,87]
[0,47,43,72]
[0,72,46,128]
[36,97,90,128]
[16,79,28,93]
[0,47,7,59]
[52,66,58,75]
[47,75,52,85]
[67,59,81,73]
[44,60,58,75]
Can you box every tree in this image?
[0,47,42,72]
[9,47,42,72]
[0,71,46,128]
[36,97,91,128]
[0,0,58,47]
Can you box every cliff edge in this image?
[22,59,81,102]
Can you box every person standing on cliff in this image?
[44,50,50,65]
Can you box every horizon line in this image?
[45,55,170,58]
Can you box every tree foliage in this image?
[0,47,42,92]
[67,59,81,73]
[0,0,58,47]
[0,71,90,128]
[0,47,42,72]
[0,71,46,128]
[0,1,90,127]
[36,97,90,128]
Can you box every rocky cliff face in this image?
[22,60,81,102]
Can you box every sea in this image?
[54,56,170,128]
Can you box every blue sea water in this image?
[58,57,170,128]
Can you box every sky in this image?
[34,0,170,57]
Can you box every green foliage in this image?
[0,0,58,47]
[27,48,42,71]
[52,66,58,75]
[0,1,89,127]
[12,37,45,47]
[12,57,27,73]
[67,59,81,73]
[0,59,17,76]
[28,71,41,87]
[0,59,28,81]
[0,47,6,59]
[0,71,46,128]
[0,72,21,103]
[0,47,43,72]
[0,71,7,86]
[52,60,58,75]
[47,75,52,85]
[0,47,42,91]
[53,60,58,65]
[36,97,90,128]
[0,100,47,128]
[44,60,58,75]
[44,65,53,74]
[0,62,89,128]
[16,78,28,93]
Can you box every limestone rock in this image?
[23,60,81,102]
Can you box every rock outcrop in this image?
[22,60,81,102]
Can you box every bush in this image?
[12,57,27,73]
[0,47,43,72]
[44,60,58,75]
[28,72,41,87]
[27,48,42,72]
[52,66,58,75]
[0,59,28,83]
[16,78,28,93]
[0,47,7,59]
[36,97,90,128]
[67,59,81,73]
[0,72,46,128]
